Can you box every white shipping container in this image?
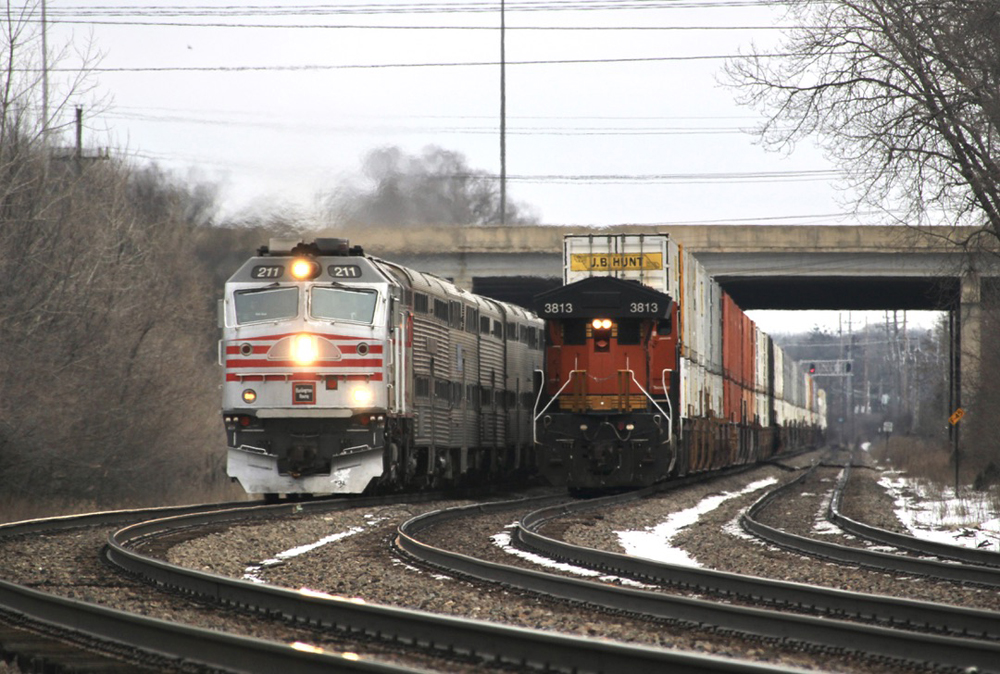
[773,347,785,402]
[563,234,677,297]
[709,282,723,375]
[707,371,724,418]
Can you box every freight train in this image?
[220,238,543,498]
[533,234,826,491]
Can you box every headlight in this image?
[290,257,320,280]
[242,389,257,404]
[293,334,318,364]
[351,386,373,407]
[591,318,612,330]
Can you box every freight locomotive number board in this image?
[569,253,663,271]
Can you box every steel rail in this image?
[105,494,805,674]
[829,463,1000,567]
[515,490,1000,640]
[394,475,1000,673]
[0,577,414,673]
[0,500,417,674]
[0,499,259,537]
[742,465,1000,587]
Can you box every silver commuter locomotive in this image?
[220,238,543,497]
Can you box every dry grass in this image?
[870,435,1000,529]
[870,435,962,484]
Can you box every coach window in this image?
[480,315,491,335]
[492,320,504,340]
[311,287,378,324]
[235,287,298,324]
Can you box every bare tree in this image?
[323,145,539,227]
[0,5,230,513]
[724,1,1000,248]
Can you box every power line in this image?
[104,110,768,135]
[502,169,843,184]
[51,1,796,18]
[50,20,803,30]
[121,148,842,185]
[45,52,796,73]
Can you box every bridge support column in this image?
[960,272,981,404]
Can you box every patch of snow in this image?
[243,527,364,583]
[615,478,778,567]
[878,474,1000,551]
[491,529,654,588]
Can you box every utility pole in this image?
[75,106,82,161]
[847,312,854,446]
[41,0,49,142]
[499,0,507,226]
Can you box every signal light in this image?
[290,257,320,280]
[809,363,816,374]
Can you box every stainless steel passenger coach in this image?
[220,238,543,498]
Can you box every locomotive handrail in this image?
[532,369,583,446]
[628,369,672,441]
[661,369,679,441]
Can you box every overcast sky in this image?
[37,0,941,332]
[41,0,860,225]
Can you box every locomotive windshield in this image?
[234,287,299,324]
[311,286,378,324]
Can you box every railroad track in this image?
[0,498,416,673]
[1,490,811,674]
[8,452,994,673]
[742,462,1000,586]
[395,459,1000,673]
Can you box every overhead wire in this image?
[51,1,799,17]
[49,0,851,220]
[45,51,798,73]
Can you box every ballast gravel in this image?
[2,447,986,673]
[165,449,967,673]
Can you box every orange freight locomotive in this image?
[533,234,825,491]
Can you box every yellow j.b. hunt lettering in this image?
[570,253,664,272]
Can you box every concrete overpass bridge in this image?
[332,223,996,413]
[334,222,993,309]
